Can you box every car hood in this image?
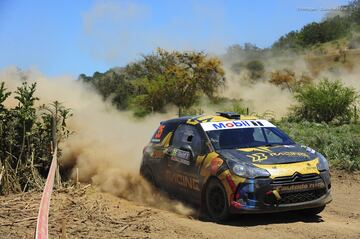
[218,144,317,165]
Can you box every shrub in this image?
[0,81,71,195]
[291,79,358,123]
[270,69,296,92]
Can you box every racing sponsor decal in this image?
[254,158,320,178]
[246,153,268,162]
[201,120,275,131]
[274,181,325,193]
[301,145,316,154]
[187,116,214,125]
[170,148,191,165]
[165,170,200,191]
[269,152,310,158]
[239,147,272,153]
[245,151,310,163]
[151,150,164,159]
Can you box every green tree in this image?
[272,10,351,50]
[272,31,302,50]
[348,0,360,24]
[246,60,265,79]
[131,75,167,115]
[158,49,225,115]
[80,49,225,116]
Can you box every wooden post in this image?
[53,101,61,188]
[76,167,79,187]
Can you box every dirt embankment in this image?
[1,171,359,239]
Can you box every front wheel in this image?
[205,178,230,222]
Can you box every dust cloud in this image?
[0,67,192,215]
[220,49,360,118]
[221,67,295,117]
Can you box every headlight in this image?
[317,153,329,171]
[228,160,270,178]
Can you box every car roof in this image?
[161,113,259,127]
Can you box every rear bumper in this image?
[229,171,332,214]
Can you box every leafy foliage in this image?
[290,79,358,123]
[245,60,265,79]
[273,16,350,50]
[81,49,225,116]
[224,43,264,62]
[269,69,313,92]
[0,81,71,195]
[348,0,360,24]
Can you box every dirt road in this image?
[1,171,359,239]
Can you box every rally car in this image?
[140,112,332,221]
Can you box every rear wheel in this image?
[140,166,156,187]
[205,178,230,222]
[298,205,326,216]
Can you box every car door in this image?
[164,124,205,202]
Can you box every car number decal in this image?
[154,125,165,139]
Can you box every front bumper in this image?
[229,171,332,214]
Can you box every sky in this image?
[0,0,351,77]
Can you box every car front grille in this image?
[263,173,327,205]
[272,173,321,185]
[279,189,326,204]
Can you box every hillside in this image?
[305,42,360,75]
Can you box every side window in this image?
[264,128,283,143]
[172,124,203,154]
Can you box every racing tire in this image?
[205,178,230,222]
[298,205,326,216]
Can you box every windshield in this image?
[206,127,295,150]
